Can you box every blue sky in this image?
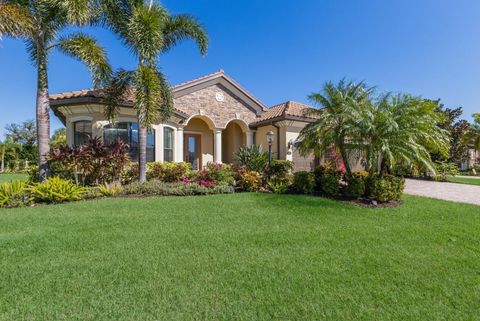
[1,0,479,138]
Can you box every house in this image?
[50,70,319,171]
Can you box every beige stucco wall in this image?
[184,118,214,166]
[255,125,279,159]
[222,122,246,164]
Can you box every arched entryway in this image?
[222,120,248,164]
[183,116,215,169]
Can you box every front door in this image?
[184,134,202,170]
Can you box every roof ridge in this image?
[172,70,225,89]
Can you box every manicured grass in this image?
[447,176,480,186]
[0,173,27,183]
[0,194,479,320]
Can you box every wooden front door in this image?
[184,134,202,170]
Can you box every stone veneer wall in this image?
[174,84,258,128]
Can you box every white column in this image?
[176,127,184,162]
[214,129,222,163]
[155,124,164,162]
[247,130,255,147]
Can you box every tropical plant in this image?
[234,145,269,173]
[356,94,449,175]
[28,177,87,204]
[0,1,111,181]
[0,180,30,208]
[147,162,192,182]
[465,113,480,155]
[235,169,262,192]
[51,128,67,148]
[102,0,208,182]
[296,79,374,177]
[98,182,124,197]
[434,162,459,181]
[366,175,405,203]
[0,139,18,173]
[293,171,316,194]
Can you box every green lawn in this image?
[0,173,28,183]
[447,176,480,186]
[0,194,479,320]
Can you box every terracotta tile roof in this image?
[256,101,320,123]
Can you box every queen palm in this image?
[0,0,111,181]
[296,79,374,177]
[102,0,208,182]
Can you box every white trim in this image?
[184,114,216,130]
[67,115,94,123]
[214,129,223,163]
[162,124,176,163]
[176,127,184,162]
[223,118,249,132]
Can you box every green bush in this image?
[319,168,342,196]
[293,171,316,194]
[124,180,234,196]
[121,162,139,185]
[0,180,30,208]
[198,162,235,185]
[366,175,405,203]
[234,145,269,173]
[147,162,192,182]
[82,187,102,200]
[267,175,293,194]
[434,162,459,181]
[28,177,87,204]
[266,160,294,178]
[345,171,369,198]
[235,168,262,192]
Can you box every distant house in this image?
[50,70,320,171]
[461,147,479,171]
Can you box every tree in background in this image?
[296,79,374,177]
[0,139,18,173]
[0,0,111,181]
[4,120,37,164]
[102,0,208,182]
[51,128,67,149]
[429,101,470,165]
[466,113,480,157]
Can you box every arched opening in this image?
[222,120,247,164]
[183,116,215,169]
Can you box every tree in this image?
[466,113,480,155]
[51,128,67,149]
[296,79,374,177]
[103,0,208,182]
[0,139,18,173]
[429,101,470,165]
[0,0,111,181]
[4,119,37,163]
[357,94,449,175]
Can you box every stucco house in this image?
[50,70,319,171]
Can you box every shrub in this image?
[99,182,124,197]
[82,187,102,200]
[344,171,369,199]
[319,168,342,196]
[234,145,269,173]
[267,175,292,194]
[48,138,131,186]
[121,162,139,185]
[434,162,459,181]
[366,175,405,203]
[0,180,30,208]
[235,168,262,192]
[198,162,235,185]
[28,177,87,204]
[266,160,294,179]
[124,180,234,196]
[147,162,192,182]
[293,171,316,194]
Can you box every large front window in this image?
[73,121,92,146]
[163,127,174,162]
[103,122,155,162]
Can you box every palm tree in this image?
[296,79,374,177]
[357,94,449,175]
[465,113,480,162]
[0,0,111,181]
[0,139,18,173]
[102,0,208,182]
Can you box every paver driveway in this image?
[405,178,480,206]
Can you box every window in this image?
[73,121,92,146]
[103,122,155,162]
[163,127,174,162]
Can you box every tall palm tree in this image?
[103,0,208,182]
[0,0,111,181]
[357,94,449,175]
[296,79,374,177]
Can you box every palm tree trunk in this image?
[138,124,147,182]
[36,43,50,182]
[0,147,4,173]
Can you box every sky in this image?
[1,0,480,138]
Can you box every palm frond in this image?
[56,33,111,87]
[104,69,135,122]
[162,14,208,55]
[0,3,34,38]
